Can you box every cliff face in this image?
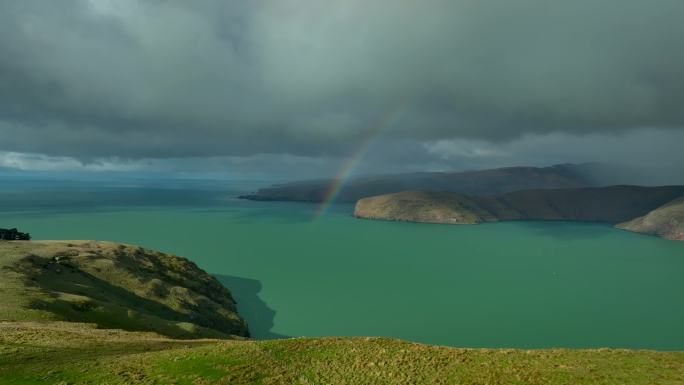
[242,164,593,203]
[616,197,684,240]
[354,186,684,240]
[0,241,249,338]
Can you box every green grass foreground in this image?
[1,322,683,385]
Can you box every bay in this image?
[1,181,683,349]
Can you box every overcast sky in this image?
[1,0,683,180]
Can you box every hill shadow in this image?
[215,274,290,339]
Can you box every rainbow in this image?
[312,102,408,221]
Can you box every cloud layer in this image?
[1,0,683,168]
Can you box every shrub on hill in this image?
[0,228,30,240]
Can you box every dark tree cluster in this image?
[0,228,31,240]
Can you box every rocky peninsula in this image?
[354,186,684,240]
[616,197,684,240]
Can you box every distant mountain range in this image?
[240,164,606,203]
[239,163,684,240]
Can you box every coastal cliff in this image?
[354,186,684,240]
[0,241,249,338]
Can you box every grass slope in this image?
[2,322,683,385]
[0,241,248,339]
[2,241,683,384]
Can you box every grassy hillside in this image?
[0,241,248,339]
[2,241,683,384]
[2,322,683,385]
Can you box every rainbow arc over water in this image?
[312,102,409,220]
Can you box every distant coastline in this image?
[239,164,597,203]
[353,186,684,241]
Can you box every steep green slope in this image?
[0,241,248,338]
[2,322,683,385]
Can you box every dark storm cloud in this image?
[1,0,683,159]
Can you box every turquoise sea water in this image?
[1,181,683,349]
